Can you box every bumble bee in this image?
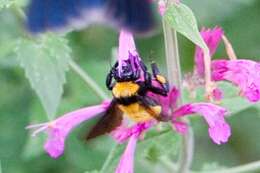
[86,59,169,140]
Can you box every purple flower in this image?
[195,27,223,77]
[111,121,155,144]
[112,121,154,173]
[113,86,231,146]
[212,59,260,102]
[173,103,231,144]
[26,100,111,158]
[118,30,140,74]
[147,84,179,116]
[27,28,233,173]
[158,0,166,16]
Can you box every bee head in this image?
[114,61,140,82]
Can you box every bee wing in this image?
[86,100,123,140]
[26,0,154,34]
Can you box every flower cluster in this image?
[191,26,260,102]
[27,30,231,173]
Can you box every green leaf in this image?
[22,134,45,160]
[22,100,48,160]
[0,0,14,9]
[164,3,208,52]
[200,162,226,171]
[85,171,99,173]
[16,34,71,119]
[0,0,27,9]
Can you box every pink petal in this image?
[118,30,139,73]
[158,0,166,16]
[115,135,138,173]
[147,86,179,116]
[212,88,224,101]
[195,27,224,77]
[209,122,231,144]
[173,103,231,144]
[212,59,260,102]
[111,121,155,144]
[39,100,110,158]
[172,120,188,134]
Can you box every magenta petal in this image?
[212,59,260,102]
[118,30,138,72]
[173,103,231,144]
[29,100,111,158]
[172,120,188,134]
[169,87,180,110]
[115,135,138,173]
[147,86,179,115]
[111,121,154,144]
[195,27,223,77]
[209,122,231,144]
[212,88,224,101]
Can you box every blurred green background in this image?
[1,0,260,173]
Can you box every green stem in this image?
[159,156,178,172]
[162,8,194,173]
[12,4,26,20]
[195,160,260,173]
[69,60,109,100]
[100,144,119,173]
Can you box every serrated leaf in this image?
[164,3,208,51]
[16,34,71,119]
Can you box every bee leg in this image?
[151,62,169,93]
[139,59,148,72]
[106,62,118,90]
[137,96,168,122]
[148,85,168,96]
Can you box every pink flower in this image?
[115,135,138,173]
[26,100,111,158]
[147,85,179,116]
[173,103,231,144]
[113,121,153,173]
[118,30,140,74]
[212,88,224,101]
[158,0,166,16]
[111,121,155,144]
[212,59,260,102]
[195,27,223,77]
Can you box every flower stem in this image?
[222,35,237,60]
[69,60,109,100]
[100,144,119,173]
[195,160,260,173]
[162,12,194,173]
[159,156,177,172]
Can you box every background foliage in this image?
[0,0,260,172]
